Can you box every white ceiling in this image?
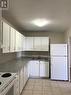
[3,0,71,32]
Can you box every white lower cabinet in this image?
[19,67,24,94]
[14,73,20,95]
[24,63,28,86]
[40,61,49,77]
[28,60,39,77]
[28,60,49,78]
[15,64,28,95]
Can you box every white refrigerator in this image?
[50,44,68,80]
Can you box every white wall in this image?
[65,28,71,81]
[65,28,71,42]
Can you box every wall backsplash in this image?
[0,49,23,64]
[0,51,17,64]
[22,51,50,58]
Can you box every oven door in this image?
[1,79,15,95]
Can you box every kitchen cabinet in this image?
[19,67,24,94]
[18,31,22,51]
[2,21,26,53]
[40,61,49,77]
[0,10,2,49]
[2,21,10,53]
[34,37,49,51]
[10,27,16,52]
[14,73,20,95]
[24,37,49,51]
[28,60,49,78]
[0,20,2,49]
[15,63,28,95]
[15,31,21,51]
[22,36,25,51]
[15,31,24,52]
[28,60,39,77]
[41,37,49,51]
[25,37,33,51]
[24,63,28,85]
[34,37,41,51]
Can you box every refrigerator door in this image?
[50,44,67,56]
[51,56,68,80]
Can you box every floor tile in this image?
[21,79,71,95]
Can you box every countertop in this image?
[0,58,30,73]
[0,57,49,73]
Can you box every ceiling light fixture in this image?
[31,19,50,27]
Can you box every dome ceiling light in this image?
[31,19,51,27]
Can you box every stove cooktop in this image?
[0,72,16,92]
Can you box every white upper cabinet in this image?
[15,31,20,51]
[34,37,41,51]
[22,35,25,51]
[10,27,16,52]
[2,21,10,53]
[41,37,49,51]
[25,37,34,51]
[0,10,2,48]
[19,33,22,51]
[0,19,2,48]
[2,21,25,53]
[24,37,49,51]
[15,31,24,52]
[33,37,49,51]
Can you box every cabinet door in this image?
[10,27,16,52]
[28,60,39,77]
[14,73,20,95]
[25,37,33,51]
[19,33,22,51]
[24,63,28,85]
[19,67,24,94]
[34,37,41,51]
[40,61,49,77]
[22,36,25,51]
[15,31,20,51]
[0,20,1,48]
[41,37,49,51]
[20,33,24,51]
[0,10,2,48]
[2,21,10,53]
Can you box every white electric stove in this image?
[0,72,16,93]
